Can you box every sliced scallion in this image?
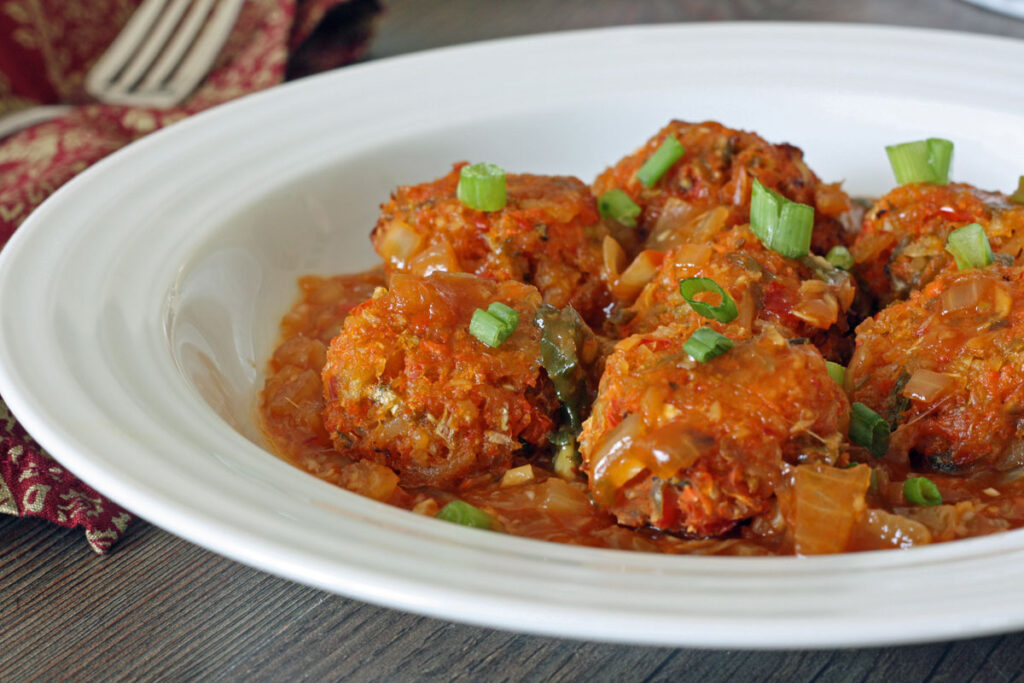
[679,277,738,323]
[945,222,993,270]
[749,179,814,259]
[486,301,519,330]
[885,138,954,185]
[469,308,513,347]
[850,402,890,458]
[598,189,641,227]
[636,135,684,187]
[825,245,854,271]
[436,500,495,529]
[903,477,943,507]
[683,327,733,363]
[457,162,507,211]
[826,361,846,388]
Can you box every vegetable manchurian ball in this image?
[592,120,857,256]
[321,272,560,488]
[617,226,856,359]
[371,163,611,326]
[579,324,850,537]
[847,265,1024,474]
[851,182,1024,306]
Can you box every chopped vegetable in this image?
[457,162,507,211]
[826,361,846,388]
[885,138,953,185]
[903,477,943,506]
[436,500,496,529]
[598,189,641,227]
[486,301,519,330]
[636,135,684,187]
[749,179,814,258]
[683,327,733,363]
[825,245,854,270]
[945,222,993,270]
[551,427,582,480]
[469,304,518,347]
[790,464,871,555]
[1011,176,1024,204]
[535,304,590,432]
[850,402,890,458]
[678,277,738,323]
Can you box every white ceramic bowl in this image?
[3,23,1024,648]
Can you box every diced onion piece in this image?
[378,220,423,266]
[535,478,592,517]
[598,189,641,227]
[615,249,664,301]
[826,361,846,388]
[636,135,685,187]
[945,222,994,270]
[648,197,699,247]
[338,460,399,502]
[602,235,627,279]
[411,498,440,516]
[902,369,956,403]
[409,239,460,276]
[885,138,954,185]
[457,162,507,211]
[850,402,890,458]
[750,179,814,258]
[940,278,986,313]
[589,413,642,502]
[791,464,871,555]
[500,464,536,488]
[904,476,943,506]
[1011,176,1024,205]
[678,277,738,323]
[852,509,932,550]
[825,245,854,270]
[436,500,495,529]
[683,327,733,363]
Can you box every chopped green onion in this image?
[457,162,507,211]
[903,477,943,507]
[945,222,993,270]
[683,327,733,363]
[1011,176,1024,204]
[749,179,814,258]
[486,301,519,330]
[825,245,854,271]
[678,277,738,323]
[436,500,495,529]
[598,189,641,227]
[850,402,890,458]
[469,308,514,347]
[826,361,846,388]
[885,138,953,185]
[636,135,684,187]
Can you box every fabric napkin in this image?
[0,0,381,552]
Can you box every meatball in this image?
[851,182,1024,306]
[579,324,849,537]
[371,163,611,325]
[321,272,560,488]
[847,265,1024,473]
[616,227,856,358]
[592,120,857,256]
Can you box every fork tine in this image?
[161,0,245,101]
[112,0,195,93]
[138,0,216,91]
[85,0,169,96]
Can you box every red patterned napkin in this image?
[0,0,381,552]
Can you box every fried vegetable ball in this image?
[615,227,856,358]
[579,324,849,537]
[847,265,1024,474]
[371,163,611,325]
[592,120,857,256]
[321,272,560,488]
[851,182,1024,305]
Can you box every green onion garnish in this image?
[749,179,814,259]
[850,402,890,458]
[885,138,954,186]
[436,500,495,529]
[679,277,738,323]
[826,361,846,388]
[1011,176,1024,204]
[469,305,517,347]
[457,162,507,211]
[825,245,854,271]
[683,327,733,363]
[598,189,641,228]
[636,135,684,187]
[945,222,993,270]
[903,477,943,507]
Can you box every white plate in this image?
[2,23,1024,649]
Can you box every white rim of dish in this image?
[2,23,1024,649]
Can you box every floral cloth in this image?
[0,0,380,552]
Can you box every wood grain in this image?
[4,0,1024,679]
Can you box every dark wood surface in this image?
[5,1,1024,680]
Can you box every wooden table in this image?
[4,1,1024,679]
